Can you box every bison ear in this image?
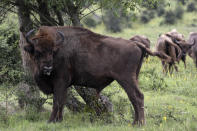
[189,39,195,47]
[24,45,34,54]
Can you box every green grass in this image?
[1,50,197,131]
[1,11,197,131]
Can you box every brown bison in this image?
[130,35,150,49]
[188,32,197,67]
[24,26,170,125]
[130,35,151,58]
[156,29,194,73]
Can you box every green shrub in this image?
[84,17,97,28]
[0,21,23,86]
[83,15,101,28]
[103,10,122,33]
[157,7,166,17]
[0,107,9,127]
[140,68,168,91]
[24,106,42,122]
[187,3,196,12]
[177,0,186,5]
[164,10,176,24]
[140,10,155,23]
[175,6,184,19]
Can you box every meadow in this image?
[0,11,197,131]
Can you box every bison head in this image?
[166,32,195,57]
[24,29,64,76]
[173,38,195,56]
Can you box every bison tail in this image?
[152,52,172,63]
[134,41,172,63]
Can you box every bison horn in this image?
[174,39,181,45]
[56,31,64,45]
[25,29,35,45]
[190,39,195,46]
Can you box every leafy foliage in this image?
[0,16,23,86]
[187,2,196,12]
[174,6,184,19]
[140,10,156,23]
[140,66,168,91]
[164,10,176,24]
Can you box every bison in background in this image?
[24,26,170,125]
[130,35,150,59]
[156,29,194,73]
[130,35,150,49]
[188,32,197,67]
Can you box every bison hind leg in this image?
[116,76,145,126]
[181,56,186,68]
[162,61,168,73]
[174,64,178,72]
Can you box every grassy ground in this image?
[1,12,197,131]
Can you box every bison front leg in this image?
[48,78,68,123]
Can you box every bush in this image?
[175,6,184,19]
[83,15,101,28]
[140,10,155,23]
[140,14,150,23]
[0,22,23,85]
[103,9,134,32]
[25,106,41,121]
[164,10,176,25]
[178,0,186,5]
[103,10,122,33]
[140,67,168,91]
[187,3,196,12]
[157,7,166,17]
[83,17,97,28]
[0,106,9,127]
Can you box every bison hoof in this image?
[47,117,63,123]
[132,120,146,126]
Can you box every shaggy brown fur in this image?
[130,35,150,48]
[156,29,193,73]
[24,26,170,125]
[130,35,150,58]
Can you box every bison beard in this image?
[24,26,170,125]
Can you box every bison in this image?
[130,35,151,58]
[24,26,170,125]
[156,29,194,73]
[188,32,197,67]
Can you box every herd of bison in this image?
[23,26,197,125]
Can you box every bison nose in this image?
[44,66,53,70]
[43,66,53,76]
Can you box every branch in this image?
[53,6,64,26]
[29,12,42,28]
[80,7,101,20]
[30,5,59,26]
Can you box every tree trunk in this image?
[17,0,85,112]
[36,0,58,26]
[17,0,45,110]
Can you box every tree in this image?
[0,0,160,114]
